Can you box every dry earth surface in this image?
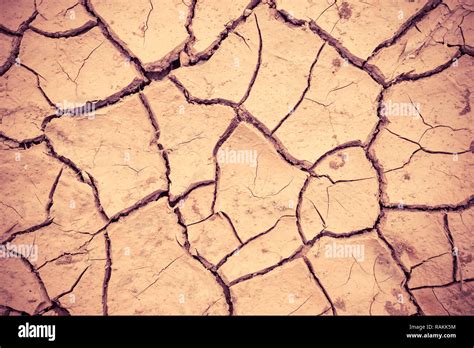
[0,0,473,316]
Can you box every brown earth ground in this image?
[0,0,473,316]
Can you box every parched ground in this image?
[0,0,473,316]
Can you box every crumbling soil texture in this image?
[0,0,473,316]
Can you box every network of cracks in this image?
[0,0,473,315]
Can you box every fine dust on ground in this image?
[0,0,473,316]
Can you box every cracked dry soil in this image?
[0,0,473,316]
